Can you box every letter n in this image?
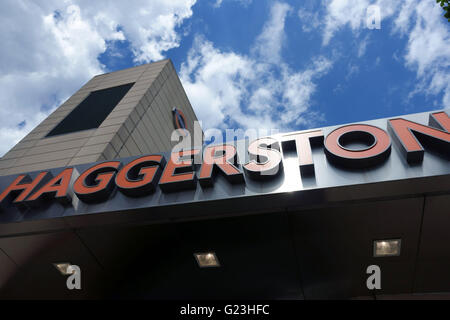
[388,112,450,163]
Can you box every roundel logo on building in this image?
[172,107,188,136]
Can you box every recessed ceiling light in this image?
[53,262,74,275]
[373,239,401,257]
[194,252,220,268]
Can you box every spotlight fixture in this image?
[194,252,220,268]
[53,262,74,275]
[373,239,401,257]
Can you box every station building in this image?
[0,60,449,299]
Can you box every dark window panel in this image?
[46,83,135,137]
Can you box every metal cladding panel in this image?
[291,197,424,299]
[414,194,450,293]
[0,109,448,299]
[0,109,448,234]
[0,231,105,299]
[73,211,302,299]
[0,248,16,289]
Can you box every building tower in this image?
[0,59,201,176]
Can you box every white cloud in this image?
[0,0,196,156]
[322,0,370,46]
[402,1,450,76]
[213,0,253,8]
[322,0,400,45]
[253,2,292,63]
[213,0,224,8]
[400,1,450,109]
[393,0,416,35]
[346,63,360,80]
[180,36,254,129]
[319,0,450,109]
[297,7,321,33]
[181,2,333,133]
[357,34,370,57]
[70,0,196,63]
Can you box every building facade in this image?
[0,59,201,176]
[0,60,449,300]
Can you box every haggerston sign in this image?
[0,111,448,217]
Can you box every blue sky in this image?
[0,0,449,155]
